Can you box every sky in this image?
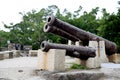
[0,0,119,31]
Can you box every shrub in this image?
[70,63,88,69]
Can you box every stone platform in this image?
[0,56,120,80]
[35,62,120,80]
[100,63,120,80]
[36,69,104,80]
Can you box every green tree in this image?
[98,8,120,52]
[4,5,68,49]
[0,30,10,49]
[4,10,46,49]
[69,7,100,34]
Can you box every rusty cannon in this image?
[45,16,117,55]
[41,41,96,60]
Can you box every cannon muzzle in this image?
[44,24,79,41]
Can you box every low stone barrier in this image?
[0,51,13,60]
[29,50,38,56]
[0,50,21,60]
[12,50,21,57]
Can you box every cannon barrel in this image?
[46,16,117,55]
[41,41,96,60]
[66,51,92,60]
[44,24,79,42]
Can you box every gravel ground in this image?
[0,56,120,80]
[0,56,75,80]
[0,57,37,68]
[0,57,42,80]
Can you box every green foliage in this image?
[4,5,68,49]
[0,30,10,47]
[69,7,99,34]
[98,8,120,52]
[70,63,88,69]
[2,4,120,52]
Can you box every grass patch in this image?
[70,63,88,69]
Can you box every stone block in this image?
[86,41,100,68]
[99,41,108,63]
[0,54,4,60]
[37,49,66,72]
[86,41,108,68]
[29,50,38,56]
[108,54,120,63]
[74,58,87,67]
[75,41,82,46]
[12,50,20,57]
[74,58,81,65]
[37,49,46,69]
[9,52,13,58]
[47,49,66,71]
[68,40,75,45]
[4,54,9,59]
